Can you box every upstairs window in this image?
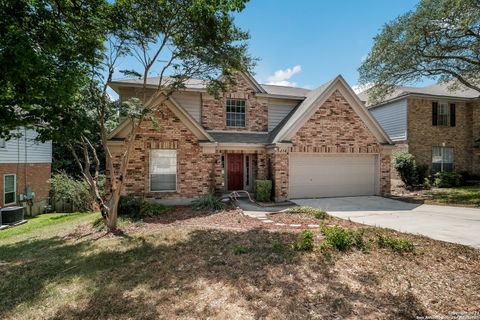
[226,99,246,127]
[432,146,454,172]
[4,174,16,205]
[432,102,455,127]
[150,150,177,191]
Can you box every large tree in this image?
[0,0,109,137]
[358,0,480,103]
[63,0,254,231]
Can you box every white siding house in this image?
[369,98,408,141]
[0,128,52,164]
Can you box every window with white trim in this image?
[226,99,246,127]
[150,150,177,191]
[432,146,454,172]
[4,174,16,205]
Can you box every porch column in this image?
[269,150,289,202]
[256,152,268,180]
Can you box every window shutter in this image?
[432,102,438,126]
[450,104,456,127]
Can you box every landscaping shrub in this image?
[49,172,93,212]
[288,206,328,219]
[433,171,462,188]
[271,240,286,254]
[255,180,272,202]
[118,195,169,220]
[295,230,314,251]
[190,195,226,211]
[393,152,427,187]
[320,224,353,251]
[376,234,415,253]
[233,244,250,255]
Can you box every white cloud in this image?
[266,65,302,86]
[351,82,373,94]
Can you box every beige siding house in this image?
[107,73,393,203]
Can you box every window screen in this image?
[150,150,177,191]
[432,147,454,172]
[226,99,246,127]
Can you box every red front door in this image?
[227,153,244,191]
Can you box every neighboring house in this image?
[0,128,52,214]
[359,83,480,179]
[107,73,393,203]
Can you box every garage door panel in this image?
[289,153,377,198]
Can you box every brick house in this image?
[0,128,52,214]
[360,83,480,181]
[107,73,393,203]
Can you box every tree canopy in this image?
[359,0,480,103]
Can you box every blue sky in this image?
[234,0,420,89]
[111,0,423,94]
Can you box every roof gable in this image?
[272,75,392,145]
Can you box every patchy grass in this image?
[287,206,328,219]
[426,185,480,207]
[0,207,479,319]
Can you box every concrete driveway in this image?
[292,196,480,249]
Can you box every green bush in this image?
[255,180,272,202]
[376,234,415,253]
[393,152,427,187]
[320,224,353,251]
[233,244,250,255]
[295,230,314,251]
[118,195,169,220]
[190,195,226,211]
[288,206,328,219]
[271,240,286,254]
[433,171,462,188]
[49,172,93,212]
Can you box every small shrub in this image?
[393,152,427,187]
[351,228,369,253]
[288,206,328,219]
[255,180,272,202]
[271,240,286,254]
[49,172,93,212]
[233,244,250,255]
[190,195,226,211]
[320,224,353,251]
[433,171,462,188]
[295,230,314,251]
[118,195,169,220]
[376,234,415,253]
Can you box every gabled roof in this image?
[271,75,392,145]
[360,82,480,108]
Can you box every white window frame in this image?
[4,174,16,206]
[149,150,177,192]
[436,101,450,126]
[432,146,454,172]
[226,99,246,127]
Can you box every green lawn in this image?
[426,185,480,207]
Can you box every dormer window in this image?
[226,99,246,127]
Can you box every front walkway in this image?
[293,196,480,248]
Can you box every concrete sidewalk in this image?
[293,196,480,249]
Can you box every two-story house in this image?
[0,128,52,214]
[360,82,480,180]
[107,73,393,203]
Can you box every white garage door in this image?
[289,153,377,198]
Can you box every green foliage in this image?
[255,180,272,202]
[288,206,328,219]
[49,172,93,212]
[433,171,462,188]
[271,240,286,254]
[295,230,314,251]
[233,244,250,255]
[393,152,429,187]
[118,195,169,220]
[376,234,415,253]
[320,225,353,251]
[359,0,480,104]
[190,195,227,211]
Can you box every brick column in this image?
[256,152,268,180]
[270,151,289,202]
[380,146,392,195]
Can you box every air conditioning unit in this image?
[0,206,26,226]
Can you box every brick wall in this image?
[0,163,51,214]
[470,100,480,175]
[201,73,268,131]
[407,97,474,173]
[111,105,221,200]
[270,89,391,200]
